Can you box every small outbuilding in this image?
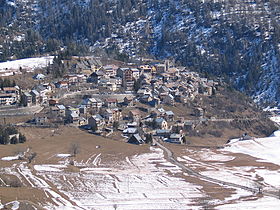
[127,134,145,145]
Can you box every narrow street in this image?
[0,105,43,116]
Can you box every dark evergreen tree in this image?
[19,134,26,143]
[145,134,153,144]
[10,136,18,144]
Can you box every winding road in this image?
[154,139,279,199]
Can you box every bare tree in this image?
[14,147,25,160]
[27,152,37,163]
[69,143,80,157]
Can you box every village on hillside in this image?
[1,57,280,210]
[0,56,220,145]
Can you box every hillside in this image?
[1,0,280,105]
[1,124,280,209]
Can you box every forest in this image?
[1,0,280,101]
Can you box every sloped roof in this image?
[155,118,166,124]
[94,114,103,120]
[159,86,169,92]
[30,89,39,96]
[128,134,144,145]
[129,109,141,116]
[106,98,118,103]
[123,127,138,134]
[56,105,66,110]
[33,73,45,80]
[70,112,79,118]
[170,133,181,139]
[165,111,174,116]
[23,92,31,97]
[156,129,171,134]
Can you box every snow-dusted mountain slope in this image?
[1,0,280,105]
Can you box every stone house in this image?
[30,89,40,105]
[22,92,32,107]
[164,111,175,122]
[88,114,105,131]
[123,96,134,107]
[168,133,183,144]
[34,113,49,125]
[89,70,105,83]
[155,118,168,129]
[65,107,80,123]
[128,110,142,122]
[82,98,103,111]
[162,94,175,106]
[104,98,118,108]
[102,65,118,77]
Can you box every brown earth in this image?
[0,126,150,208]
[0,125,278,209]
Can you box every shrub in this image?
[27,152,37,163]
[208,130,223,137]
[9,179,22,188]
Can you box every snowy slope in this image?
[224,131,280,166]
[0,56,53,70]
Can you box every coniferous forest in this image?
[1,0,280,103]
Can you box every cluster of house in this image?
[33,94,188,144]
[0,86,20,105]
[1,56,220,145]
[1,57,217,106]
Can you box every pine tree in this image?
[145,134,153,144]
[10,136,18,144]
[19,134,26,143]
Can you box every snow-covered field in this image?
[0,56,53,76]
[1,132,280,209]
[219,196,280,210]
[219,133,280,208]
[224,131,280,166]
[36,148,206,209]
[175,131,280,209]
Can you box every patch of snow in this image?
[6,1,16,7]
[197,151,235,162]
[182,156,197,162]
[270,130,280,137]
[177,157,187,162]
[0,56,53,71]
[4,201,20,210]
[37,147,205,209]
[219,196,280,209]
[223,136,280,166]
[125,157,133,166]
[255,169,280,187]
[56,154,71,158]
[80,168,112,173]
[92,153,101,166]
[1,155,19,161]
[34,164,67,172]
